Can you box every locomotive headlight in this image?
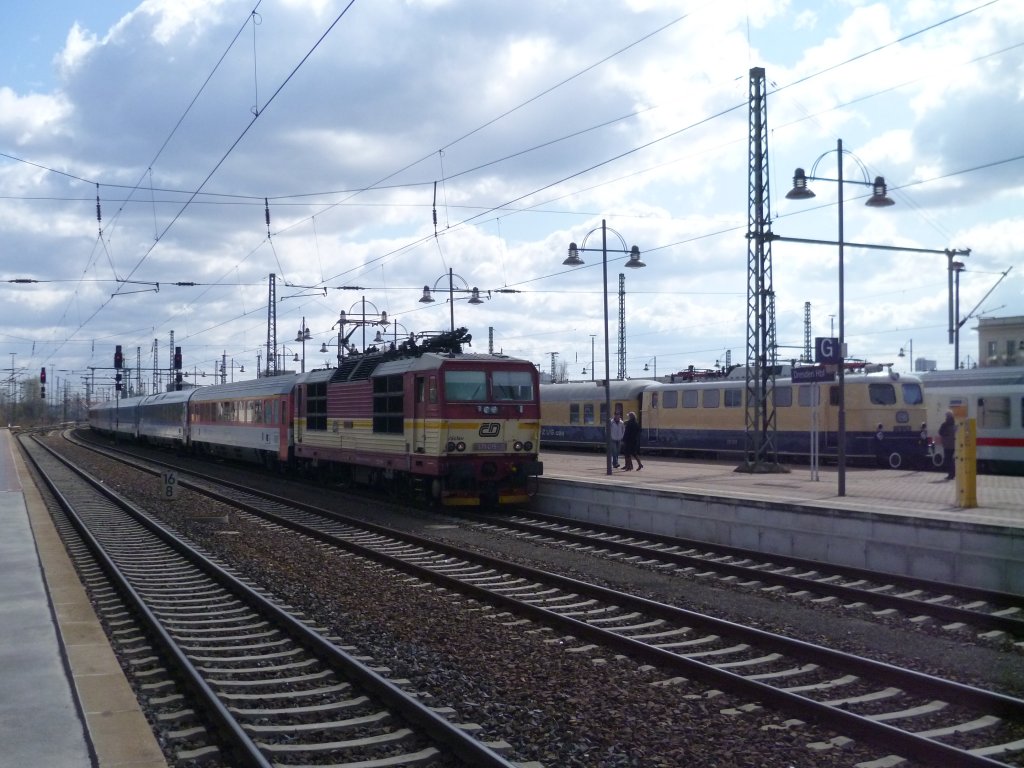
[513,441,524,452]
[456,441,466,452]
[524,441,533,452]
[447,441,457,452]
[895,411,909,424]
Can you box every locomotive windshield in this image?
[902,382,923,405]
[493,370,534,401]
[445,370,487,401]
[444,369,536,402]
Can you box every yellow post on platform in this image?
[955,418,977,508]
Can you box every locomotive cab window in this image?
[662,391,677,409]
[445,370,487,401]
[492,370,534,401]
[868,383,897,406]
[901,383,924,405]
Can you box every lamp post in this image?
[785,139,894,497]
[562,219,645,475]
[643,357,657,380]
[419,268,485,337]
[329,297,389,367]
[586,334,596,381]
[295,317,312,373]
[898,340,914,373]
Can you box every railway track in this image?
[467,512,1024,642]
[22,434,521,768]
[57,433,1024,767]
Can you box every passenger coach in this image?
[541,366,929,468]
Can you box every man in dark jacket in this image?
[938,411,957,480]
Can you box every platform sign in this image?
[162,471,179,500]
[791,365,835,383]
[814,337,842,364]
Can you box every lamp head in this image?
[785,167,816,200]
[319,343,328,353]
[898,347,906,358]
[563,242,584,266]
[419,286,435,303]
[865,176,895,207]
[468,287,484,305]
[624,245,645,269]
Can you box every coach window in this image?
[445,370,486,401]
[702,389,720,408]
[682,390,699,408]
[569,403,580,424]
[798,385,820,407]
[869,383,897,406]
[773,386,792,407]
[724,389,742,407]
[662,390,677,409]
[978,396,1010,430]
[583,403,595,424]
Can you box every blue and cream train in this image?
[89,331,543,506]
[540,365,931,469]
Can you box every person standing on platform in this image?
[621,411,643,471]
[939,410,957,480]
[609,413,625,468]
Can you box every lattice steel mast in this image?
[739,67,782,473]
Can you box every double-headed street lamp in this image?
[295,317,312,373]
[326,297,389,367]
[563,219,645,476]
[785,138,895,497]
[419,268,484,336]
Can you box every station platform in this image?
[539,450,1024,528]
[0,428,166,768]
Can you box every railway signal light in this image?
[114,345,123,369]
[174,346,182,369]
[115,372,123,392]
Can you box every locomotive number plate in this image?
[473,442,507,451]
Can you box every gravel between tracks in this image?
[50,437,1024,767]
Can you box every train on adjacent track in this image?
[541,364,934,470]
[920,365,1024,475]
[88,330,543,506]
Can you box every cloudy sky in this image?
[2,0,1022,398]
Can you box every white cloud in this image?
[0,0,1021,394]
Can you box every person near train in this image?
[938,411,957,480]
[609,413,625,468]
[621,411,643,471]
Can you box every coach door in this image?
[413,375,428,452]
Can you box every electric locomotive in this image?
[292,329,543,506]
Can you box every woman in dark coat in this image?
[621,411,643,471]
